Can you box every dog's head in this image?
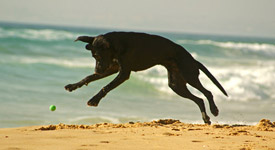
[75,35,114,74]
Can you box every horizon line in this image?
[0,20,274,40]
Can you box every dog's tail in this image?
[197,61,228,96]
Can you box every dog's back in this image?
[104,32,194,71]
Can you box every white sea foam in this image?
[178,39,275,54]
[198,62,275,102]
[5,56,94,68]
[0,27,80,41]
[135,61,275,102]
[68,116,121,124]
[67,115,148,124]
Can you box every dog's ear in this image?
[93,36,110,49]
[75,36,95,43]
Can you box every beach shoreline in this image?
[1,119,274,150]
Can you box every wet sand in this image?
[0,119,275,150]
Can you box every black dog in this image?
[65,32,228,124]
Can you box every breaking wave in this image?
[1,55,94,68]
[135,61,275,102]
[0,27,79,41]
[178,39,275,55]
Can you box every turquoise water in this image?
[0,22,275,128]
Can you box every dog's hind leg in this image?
[175,59,219,117]
[185,76,219,117]
[167,67,211,124]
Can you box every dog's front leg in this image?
[87,70,131,106]
[65,74,102,92]
[65,68,118,92]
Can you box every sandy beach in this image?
[0,119,275,150]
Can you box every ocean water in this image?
[0,22,274,128]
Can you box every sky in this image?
[0,0,275,38]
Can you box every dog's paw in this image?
[205,120,211,125]
[87,95,102,107]
[210,106,219,117]
[87,100,99,107]
[87,90,107,106]
[87,99,100,107]
[202,112,211,125]
[64,84,78,92]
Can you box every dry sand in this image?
[0,119,275,150]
